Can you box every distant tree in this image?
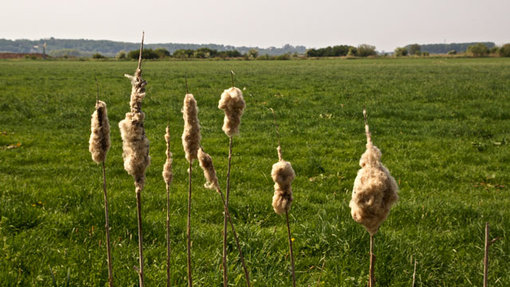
[154,48,170,58]
[248,49,259,59]
[422,52,430,56]
[467,43,489,57]
[306,45,354,57]
[408,44,421,55]
[116,50,127,60]
[447,50,457,55]
[332,45,351,56]
[225,50,242,58]
[276,53,291,60]
[306,49,320,57]
[357,44,376,57]
[499,43,510,57]
[173,49,194,59]
[347,47,357,57]
[92,53,105,59]
[194,47,217,58]
[128,48,159,60]
[489,46,499,55]
[394,47,408,57]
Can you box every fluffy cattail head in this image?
[218,87,245,137]
[182,93,201,162]
[197,148,220,192]
[271,158,296,215]
[162,126,173,185]
[349,112,398,235]
[119,65,150,188]
[89,100,111,163]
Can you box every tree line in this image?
[394,43,510,57]
[305,44,377,57]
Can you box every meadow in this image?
[1,57,509,286]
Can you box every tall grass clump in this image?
[217,71,246,287]
[349,109,399,286]
[89,96,113,287]
[181,92,201,287]
[270,108,296,287]
[162,126,173,287]
[118,33,150,287]
[197,147,251,287]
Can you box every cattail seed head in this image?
[197,148,220,192]
[162,126,173,185]
[182,93,201,162]
[89,100,111,163]
[349,111,398,235]
[218,87,245,137]
[119,68,150,188]
[271,156,295,215]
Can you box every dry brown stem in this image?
[162,126,173,287]
[118,32,148,287]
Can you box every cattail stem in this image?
[484,222,489,287]
[218,190,251,287]
[101,161,114,287]
[223,136,233,287]
[369,234,375,287]
[187,161,193,287]
[166,181,171,287]
[411,259,417,287]
[286,210,296,287]
[136,187,144,287]
[483,222,501,287]
[315,258,326,287]
[138,32,144,70]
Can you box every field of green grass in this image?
[1,58,509,286]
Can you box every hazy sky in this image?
[1,0,509,52]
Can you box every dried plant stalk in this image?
[182,92,201,287]
[162,126,173,287]
[270,108,296,287]
[349,109,399,287]
[218,77,246,287]
[118,33,149,287]
[89,99,114,287]
[198,148,251,287]
[484,222,501,287]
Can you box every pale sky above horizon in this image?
[1,0,509,52]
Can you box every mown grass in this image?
[0,58,509,286]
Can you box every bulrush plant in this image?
[89,95,114,287]
[118,33,150,287]
[349,109,399,287]
[270,108,297,287]
[197,147,251,287]
[217,71,246,287]
[162,126,173,287]
[181,92,201,287]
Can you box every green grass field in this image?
[1,58,509,286]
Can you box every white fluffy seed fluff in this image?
[119,67,151,189]
[218,87,246,137]
[197,148,220,192]
[89,100,111,163]
[349,111,398,235]
[182,93,201,162]
[271,152,296,215]
[162,126,173,185]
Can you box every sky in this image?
[1,0,509,52]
